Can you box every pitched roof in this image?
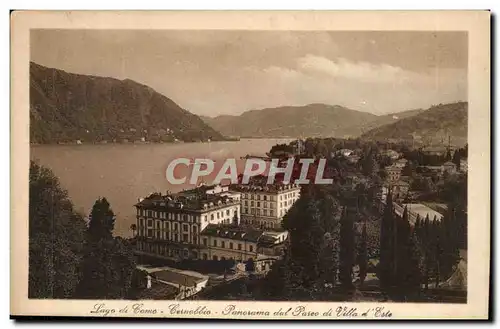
[153,270,206,287]
[201,224,263,242]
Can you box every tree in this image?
[29,161,86,298]
[357,221,368,286]
[339,207,355,290]
[245,258,255,272]
[452,150,461,170]
[438,206,460,281]
[406,227,424,292]
[87,197,115,241]
[445,148,452,162]
[422,215,432,289]
[432,219,443,287]
[77,198,136,299]
[394,207,411,288]
[77,237,136,299]
[130,223,137,237]
[361,151,379,177]
[402,161,415,177]
[282,186,325,289]
[379,191,395,289]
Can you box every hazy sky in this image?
[31,30,467,117]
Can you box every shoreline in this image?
[29,137,295,146]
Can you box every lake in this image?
[30,138,292,237]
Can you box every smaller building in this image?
[346,154,361,164]
[385,165,402,183]
[337,149,354,157]
[200,224,261,262]
[443,161,457,174]
[417,165,444,176]
[394,158,408,169]
[389,181,410,200]
[380,181,410,202]
[381,149,400,160]
[136,265,209,300]
[460,159,468,173]
[257,230,288,257]
[421,146,448,156]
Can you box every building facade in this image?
[234,181,301,230]
[443,161,457,174]
[460,159,468,172]
[135,187,241,261]
[385,165,402,183]
[199,224,261,262]
[134,182,291,264]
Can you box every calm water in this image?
[30,139,292,237]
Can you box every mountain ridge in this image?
[201,103,425,139]
[30,62,225,144]
[361,101,468,146]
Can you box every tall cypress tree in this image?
[433,217,443,287]
[422,215,432,289]
[379,191,395,289]
[445,149,452,162]
[357,221,368,286]
[452,150,461,170]
[394,207,411,288]
[339,207,355,290]
[406,227,423,293]
[282,186,325,291]
[87,197,115,241]
[77,198,135,299]
[414,215,422,239]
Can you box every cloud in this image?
[221,55,466,116]
[297,54,407,83]
[262,66,301,80]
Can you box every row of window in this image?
[137,209,238,226]
[137,207,239,223]
[243,200,275,208]
[242,208,275,217]
[202,208,238,223]
[139,229,198,244]
[280,191,298,201]
[137,210,200,222]
[240,191,298,201]
[140,219,199,233]
[243,218,280,229]
[241,194,275,201]
[242,207,291,217]
[201,254,251,261]
[138,242,193,258]
[138,242,260,263]
[244,198,297,209]
[202,238,255,252]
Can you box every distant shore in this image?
[29,137,298,146]
[29,138,243,146]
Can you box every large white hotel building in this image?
[134,178,300,263]
[233,176,301,230]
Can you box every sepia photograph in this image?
[10,10,490,319]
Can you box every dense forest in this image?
[205,138,467,302]
[29,161,138,299]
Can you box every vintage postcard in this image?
[10,11,490,319]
